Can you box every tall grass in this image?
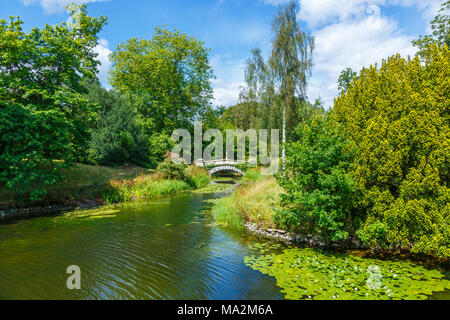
[186,166,210,189]
[235,177,283,229]
[210,176,283,230]
[105,174,191,203]
[211,193,245,230]
[104,165,211,203]
[242,168,262,181]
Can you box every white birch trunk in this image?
[282,105,286,171]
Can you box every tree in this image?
[413,0,449,56]
[109,27,214,135]
[276,114,359,241]
[0,5,107,200]
[87,83,149,166]
[269,0,314,168]
[333,45,450,257]
[337,67,358,93]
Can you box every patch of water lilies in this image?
[244,243,450,300]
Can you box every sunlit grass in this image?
[210,175,283,230]
[0,163,143,209]
[105,175,192,203]
[235,177,283,229]
[211,193,245,230]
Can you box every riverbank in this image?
[0,163,212,222]
[211,173,282,231]
[210,174,450,266]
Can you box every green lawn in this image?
[0,163,145,209]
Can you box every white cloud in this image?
[298,0,385,28]
[93,38,112,87]
[295,0,443,28]
[390,0,443,20]
[307,12,417,107]
[20,0,108,14]
[210,54,246,106]
[260,0,440,108]
[293,0,444,108]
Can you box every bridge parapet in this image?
[195,159,256,167]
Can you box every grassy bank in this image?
[211,170,283,230]
[104,175,192,203]
[0,164,143,209]
[100,164,211,203]
[0,163,211,210]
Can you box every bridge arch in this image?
[208,165,244,177]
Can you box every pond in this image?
[0,188,448,300]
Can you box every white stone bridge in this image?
[195,159,255,176]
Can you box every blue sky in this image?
[0,0,444,107]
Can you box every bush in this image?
[276,115,360,241]
[147,133,174,168]
[156,159,187,180]
[185,166,210,188]
[0,103,72,200]
[88,91,149,167]
[333,45,450,257]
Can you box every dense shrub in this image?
[147,133,174,168]
[0,103,71,200]
[185,166,210,188]
[89,95,149,167]
[276,115,360,241]
[333,45,449,257]
[156,158,188,180]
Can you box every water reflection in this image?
[0,192,283,300]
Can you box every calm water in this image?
[0,190,283,299]
[0,189,448,300]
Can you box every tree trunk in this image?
[282,105,286,171]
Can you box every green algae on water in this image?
[244,243,450,300]
[60,207,120,220]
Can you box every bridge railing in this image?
[195,159,256,167]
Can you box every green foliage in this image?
[105,176,191,203]
[270,0,314,137]
[333,45,450,257]
[87,85,149,167]
[147,133,174,168]
[109,26,214,135]
[0,5,106,199]
[156,158,188,180]
[276,115,360,241]
[337,67,358,93]
[185,166,210,189]
[412,1,449,57]
[245,243,450,300]
[231,1,315,139]
[243,168,262,181]
[210,193,245,231]
[0,103,71,200]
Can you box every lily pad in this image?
[244,243,450,300]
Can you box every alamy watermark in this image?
[170,122,280,175]
[66,265,81,290]
[366,265,382,290]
